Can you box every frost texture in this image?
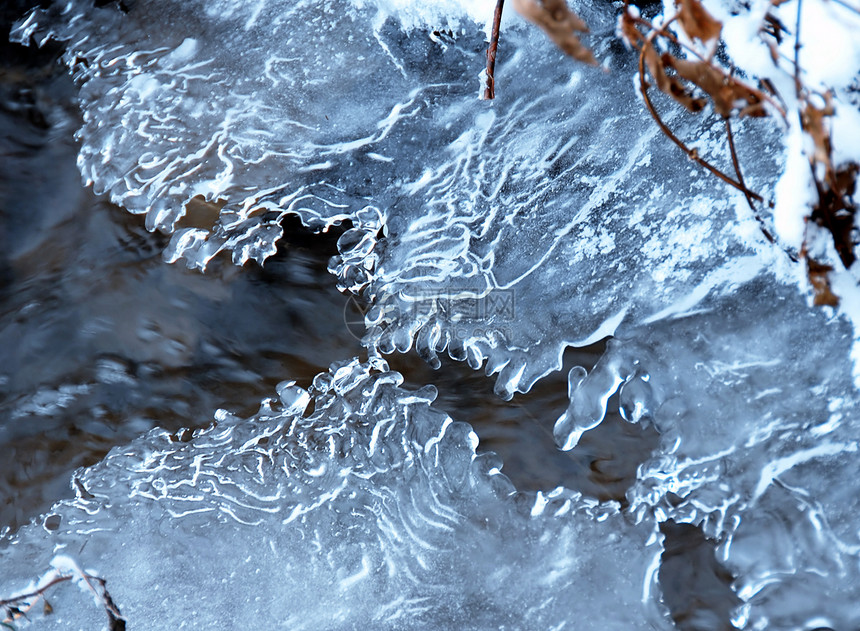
[0,358,666,629]
[561,279,860,629]
[8,0,860,628]
[12,0,497,267]
[13,0,789,394]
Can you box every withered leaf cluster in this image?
[620,0,768,119]
[620,17,707,113]
[513,0,770,119]
[508,0,858,308]
[664,56,768,117]
[802,93,859,298]
[513,0,597,66]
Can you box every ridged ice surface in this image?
[14,0,787,389]
[562,278,860,629]
[0,357,666,629]
[7,0,860,629]
[13,0,496,266]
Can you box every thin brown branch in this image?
[637,42,765,202]
[628,13,787,119]
[483,0,506,100]
[628,14,679,44]
[2,569,125,628]
[725,118,756,210]
[1,576,71,610]
[82,575,124,621]
[725,117,798,259]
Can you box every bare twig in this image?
[2,567,125,630]
[484,0,506,100]
[627,12,787,119]
[637,40,765,202]
[725,115,755,209]
[725,117,798,258]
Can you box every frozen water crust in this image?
[14,0,790,397]
[566,280,860,629]
[8,0,860,628]
[12,0,501,265]
[0,357,667,629]
[13,0,787,392]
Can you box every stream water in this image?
[0,13,733,628]
[2,0,859,629]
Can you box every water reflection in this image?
[391,348,661,503]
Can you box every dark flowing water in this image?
[0,7,737,628]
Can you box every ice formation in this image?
[1,358,666,629]
[4,0,860,628]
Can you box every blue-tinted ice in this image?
[1,358,666,629]
[5,0,860,628]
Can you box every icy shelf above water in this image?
[13,0,500,266]
[14,0,787,396]
[556,277,860,629]
[0,357,668,630]
[9,0,860,628]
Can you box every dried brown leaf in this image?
[643,44,706,112]
[802,94,835,173]
[513,0,598,65]
[675,0,723,44]
[663,55,766,117]
[619,10,644,48]
[807,259,840,306]
[810,162,859,270]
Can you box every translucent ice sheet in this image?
[0,358,667,629]
[8,0,860,628]
[556,277,860,629]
